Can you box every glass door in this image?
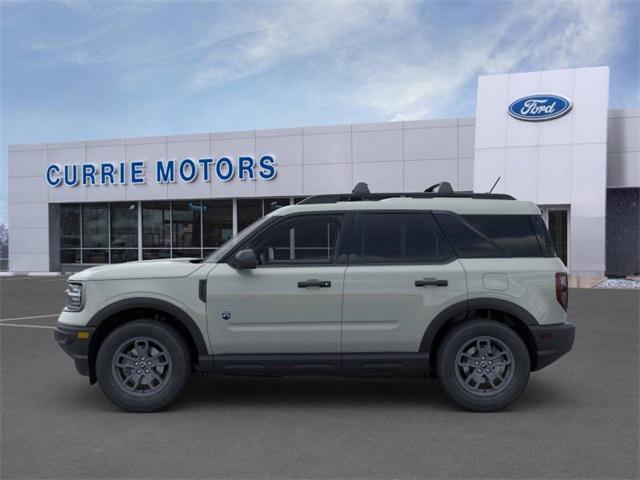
[540,207,569,267]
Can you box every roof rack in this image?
[297,182,515,205]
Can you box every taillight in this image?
[555,272,568,311]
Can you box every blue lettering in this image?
[198,158,213,182]
[46,164,61,187]
[82,164,97,186]
[258,156,277,180]
[238,156,255,180]
[64,164,78,186]
[215,157,234,182]
[130,161,145,184]
[179,158,197,183]
[119,161,127,184]
[156,160,175,183]
[100,162,116,185]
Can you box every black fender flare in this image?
[87,297,209,357]
[419,298,538,353]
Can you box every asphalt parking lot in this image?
[1,277,638,479]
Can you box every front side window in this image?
[249,215,343,266]
[355,213,453,264]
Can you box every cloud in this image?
[349,0,626,121]
[3,0,631,122]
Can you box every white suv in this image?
[55,183,574,412]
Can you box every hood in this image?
[69,258,206,281]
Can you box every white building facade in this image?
[8,66,640,282]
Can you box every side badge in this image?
[221,311,232,321]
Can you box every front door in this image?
[342,212,467,358]
[207,213,348,356]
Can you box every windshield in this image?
[204,216,271,263]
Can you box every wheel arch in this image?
[421,298,539,374]
[86,298,209,383]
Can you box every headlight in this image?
[65,283,84,311]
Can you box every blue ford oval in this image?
[508,94,572,121]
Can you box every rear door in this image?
[341,212,467,354]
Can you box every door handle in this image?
[297,279,331,288]
[415,278,448,287]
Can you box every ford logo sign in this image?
[508,94,572,121]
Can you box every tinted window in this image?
[434,212,503,258]
[237,199,263,231]
[250,215,342,265]
[357,213,453,263]
[531,215,556,258]
[202,200,233,249]
[110,203,138,248]
[462,215,543,257]
[82,204,109,248]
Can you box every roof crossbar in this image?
[297,182,515,205]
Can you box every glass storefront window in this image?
[60,249,81,264]
[237,199,263,231]
[111,249,139,263]
[58,197,297,265]
[264,197,290,214]
[111,203,138,248]
[82,204,109,248]
[60,204,81,248]
[203,200,232,249]
[82,249,109,264]
[172,201,201,252]
[143,201,171,248]
[142,249,170,260]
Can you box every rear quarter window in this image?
[461,215,546,257]
[434,213,553,258]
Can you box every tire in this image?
[436,320,530,412]
[96,320,191,412]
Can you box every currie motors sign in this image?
[508,94,572,121]
[46,155,277,187]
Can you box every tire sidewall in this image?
[437,320,531,412]
[96,320,190,412]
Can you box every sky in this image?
[1,0,638,225]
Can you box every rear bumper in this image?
[54,324,95,377]
[530,322,575,371]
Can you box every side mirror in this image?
[232,249,258,270]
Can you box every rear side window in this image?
[531,215,556,257]
[435,212,554,258]
[462,215,545,257]
[355,213,453,264]
[434,212,503,258]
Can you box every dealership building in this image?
[7,66,640,283]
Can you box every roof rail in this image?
[297,182,515,205]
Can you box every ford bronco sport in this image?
[55,183,574,412]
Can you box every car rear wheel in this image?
[96,320,190,412]
[436,320,530,412]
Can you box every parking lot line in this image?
[0,314,59,322]
[0,323,55,329]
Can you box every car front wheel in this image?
[96,320,190,412]
[436,320,530,412]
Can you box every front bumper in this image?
[530,322,575,371]
[54,324,95,377]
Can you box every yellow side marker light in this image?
[77,331,90,339]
